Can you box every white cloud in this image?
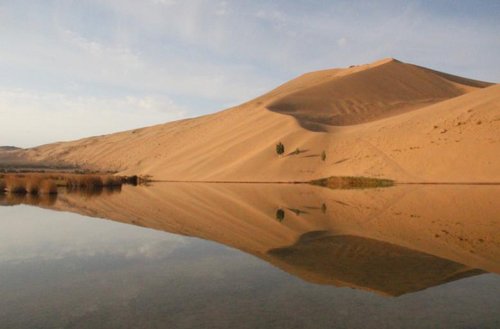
[337,37,347,48]
[0,0,498,147]
[0,89,186,147]
[255,9,288,23]
[149,0,176,5]
[0,206,187,263]
[214,1,229,16]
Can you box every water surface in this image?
[0,184,499,328]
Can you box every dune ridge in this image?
[2,58,498,183]
[264,58,491,129]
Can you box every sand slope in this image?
[8,58,499,182]
[264,58,490,128]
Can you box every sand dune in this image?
[265,58,490,128]
[5,58,499,182]
[5,183,499,296]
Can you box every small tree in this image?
[321,203,327,214]
[276,142,285,155]
[276,209,285,222]
[321,150,326,161]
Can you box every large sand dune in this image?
[265,58,490,128]
[6,58,499,182]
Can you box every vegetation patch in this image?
[310,176,394,189]
[275,209,285,222]
[276,142,285,155]
[321,150,326,161]
[4,176,27,194]
[0,172,148,196]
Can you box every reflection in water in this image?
[0,185,122,206]
[268,234,484,296]
[2,183,499,296]
[66,184,122,198]
[0,192,58,207]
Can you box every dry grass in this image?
[101,175,123,186]
[25,176,43,194]
[123,175,139,185]
[0,172,131,197]
[65,174,125,189]
[0,193,23,206]
[66,175,104,189]
[24,194,57,206]
[5,176,27,194]
[39,180,58,194]
[0,193,57,206]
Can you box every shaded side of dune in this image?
[266,59,490,130]
[267,234,484,296]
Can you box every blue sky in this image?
[1,0,499,147]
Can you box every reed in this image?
[25,176,43,194]
[66,175,104,189]
[37,194,57,206]
[39,179,58,194]
[5,176,27,194]
[101,175,123,186]
[1,173,127,196]
[23,193,57,207]
[4,193,25,205]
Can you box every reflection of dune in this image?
[12,183,500,296]
[267,234,484,296]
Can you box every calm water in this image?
[0,184,499,328]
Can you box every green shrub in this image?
[321,203,327,213]
[276,142,285,155]
[275,209,285,222]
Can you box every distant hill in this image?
[13,58,500,183]
[0,146,22,151]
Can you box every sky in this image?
[0,0,499,147]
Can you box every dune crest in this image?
[3,58,498,183]
[264,57,491,129]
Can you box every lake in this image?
[0,183,499,328]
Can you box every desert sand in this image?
[4,183,498,296]
[3,58,499,182]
